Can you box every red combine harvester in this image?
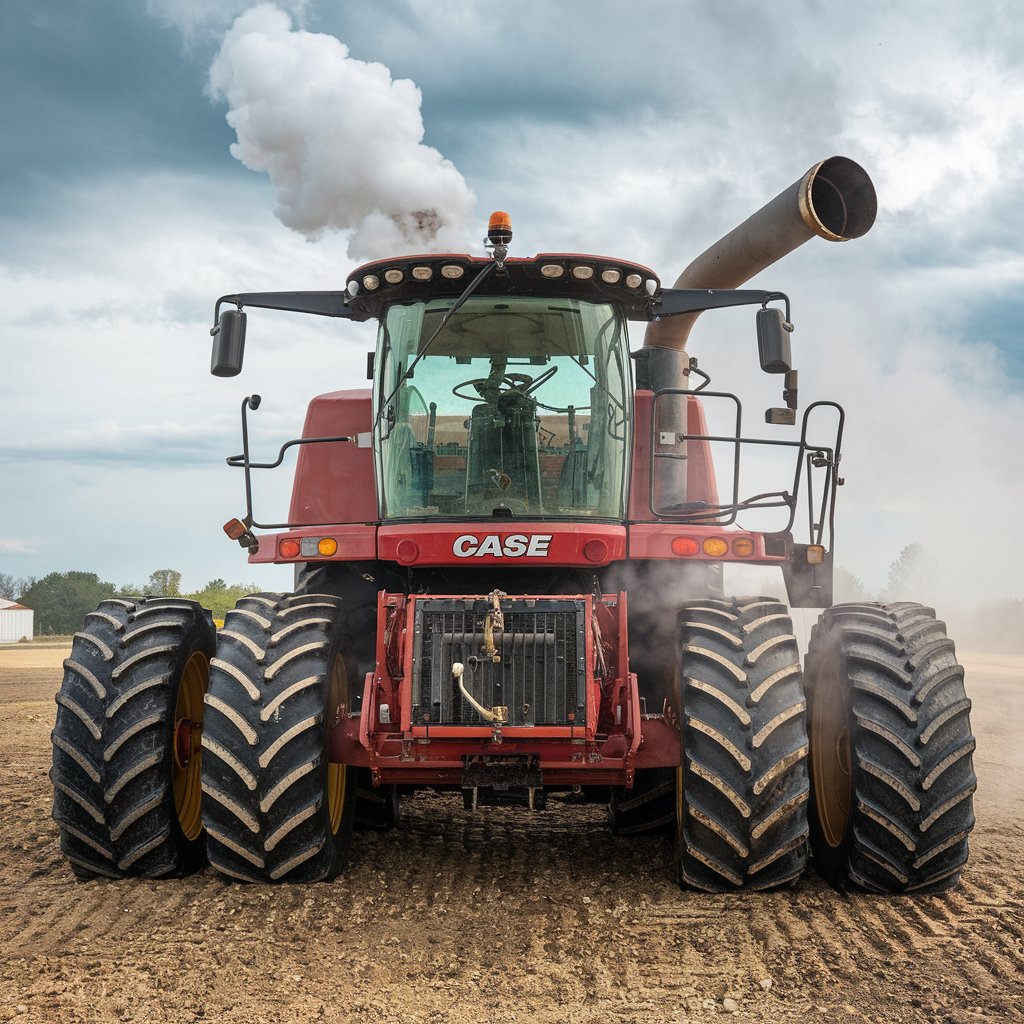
[52,158,976,892]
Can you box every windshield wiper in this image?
[378,261,496,420]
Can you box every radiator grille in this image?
[411,598,587,727]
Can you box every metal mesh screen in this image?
[411,598,587,727]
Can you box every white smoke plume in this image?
[207,5,477,260]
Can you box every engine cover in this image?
[410,597,587,727]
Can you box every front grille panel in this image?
[412,599,587,727]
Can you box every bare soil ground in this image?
[1,643,1021,1024]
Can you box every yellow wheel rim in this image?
[172,651,208,841]
[326,654,348,835]
[810,649,853,849]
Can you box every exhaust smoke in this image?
[207,5,477,260]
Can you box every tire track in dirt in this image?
[3,652,1024,1023]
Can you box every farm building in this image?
[0,599,33,643]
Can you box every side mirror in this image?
[211,309,247,377]
[756,307,792,374]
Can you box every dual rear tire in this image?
[52,592,397,883]
[616,599,975,894]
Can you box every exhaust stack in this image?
[644,156,877,353]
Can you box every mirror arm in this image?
[211,291,360,332]
[653,288,790,319]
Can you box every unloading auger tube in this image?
[642,156,877,388]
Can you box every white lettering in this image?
[527,535,552,557]
[449,534,554,558]
[503,534,528,556]
[453,534,477,557]
[476,535,503,557]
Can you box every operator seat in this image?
[464,390,543,514]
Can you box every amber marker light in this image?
[732,537,755,557]
[223,518,247,540]
[702,537,729,557]
[317,537,338,556]
[279,539,301,558]
[807,545,826,564]
[488,210,513,243]
[671,537,700,556]
[384,269,404,284]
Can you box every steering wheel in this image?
[451,366,558,402]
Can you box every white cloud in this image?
[206,5,477,260]
[0,539,35,554]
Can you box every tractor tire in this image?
[805,602,975,893]
[608,768,676,836]
[50,598,216,880]
[676,597,809,891]
[201,592,357,883]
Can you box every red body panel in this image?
[628,524,783,561]
[377,522,626,567]
[628,390,719,521]
[287,389,376,526]
[249,523,377,563]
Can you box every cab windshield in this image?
[375,295,631,520]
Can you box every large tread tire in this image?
[202,592,357,883]
[805,602,975,893]
[608,768,676,836]
[676,597,809,891]
[51,598,215,880]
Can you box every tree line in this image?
[0,570,257,635]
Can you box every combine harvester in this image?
[52,158,976,892]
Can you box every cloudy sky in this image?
[1,0,1022,605]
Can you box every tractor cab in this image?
[374,293,631,520]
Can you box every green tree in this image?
[184,578,258,620]
[18,571,118,635]
[145,569,182,597]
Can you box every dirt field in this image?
[1,643,1021,1024]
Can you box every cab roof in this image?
[344,253,661,321]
